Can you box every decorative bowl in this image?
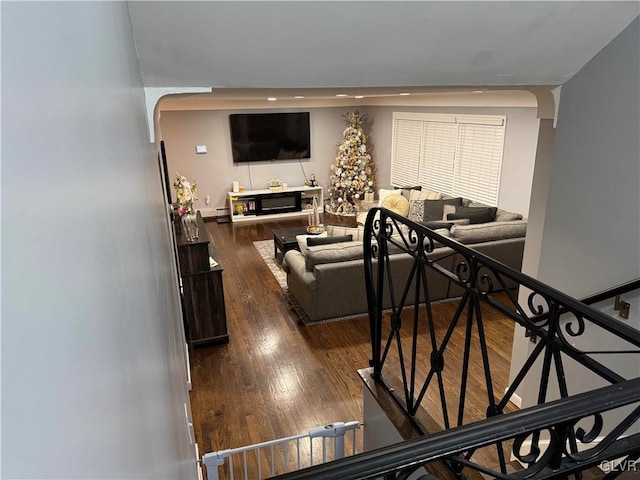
[306,225,325,235]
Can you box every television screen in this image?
[229,112,311,162]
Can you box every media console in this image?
[228,186,323,223]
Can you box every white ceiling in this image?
[128,1,639,92]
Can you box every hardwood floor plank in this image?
[192,218,517,479]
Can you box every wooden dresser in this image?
[175,211,228,346]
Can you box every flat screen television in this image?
[229,112,311,162]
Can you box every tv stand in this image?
[228,186,323,223]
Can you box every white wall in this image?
[1,3,196,478]
[160,104,540,217]
[510,17,639,408]
[160,107,351,216]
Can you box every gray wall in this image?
[161,105,539,217]
[2,3,196,478]
[160,107,351,216]
[511,17,639,407]
[536,17,640,296]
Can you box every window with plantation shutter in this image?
[390,117,422,187]
[390,112,506,205]
[419,120,458,194]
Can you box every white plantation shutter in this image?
[390,117,422,187]
[420,121,458,194]
[390,112,506,205]
[453,121,505,205]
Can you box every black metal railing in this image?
[270,380,640,479]
[363,208,639,478]
[271,208,639,479]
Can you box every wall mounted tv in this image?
[229,112,311,162]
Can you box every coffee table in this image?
[272,226,309,260]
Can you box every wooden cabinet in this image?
[175,212,228,346]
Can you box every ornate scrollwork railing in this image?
[272,379,640,480]
[271,208,639,480]
[358,207,639,478]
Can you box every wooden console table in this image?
[228,186,323,223]
[175,211,228,346]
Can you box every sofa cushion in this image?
[450,220,527,244]
[409,188,442,201]
[422,227,452,249]
[307,234,353,246]
[305,241,364,271]
[495,209,524,222]
[423,197,463,221]
[296,232,328,255]
[326,225,366,240]
[421,220,454,230]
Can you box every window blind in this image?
[420,121,458,194]
[390,117,422,187]
[390,112,506,205]
[453,123,504,205]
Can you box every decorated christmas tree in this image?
[326,110,375,214]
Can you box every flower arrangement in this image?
[174,173,199,241]
[174,173,198,216]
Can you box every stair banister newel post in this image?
[364,208,384,376]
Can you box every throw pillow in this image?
[326,225,366,241]
[296,232,328,255]
[446,206,497,224]
[307,234,353,246]
[408,200,426,222]
[381,194,410,216]
[448,211,492,224]
[422,197,463,222]
[377,188,397,207]
[455,205,498,221]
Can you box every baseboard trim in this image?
[198,207,216,218]
[505,387,522,408]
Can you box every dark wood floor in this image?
[190,217,518,479]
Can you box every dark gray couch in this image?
[283,219,526,322]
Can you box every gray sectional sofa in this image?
[283,192,527,323]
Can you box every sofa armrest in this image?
[284,250,318,318]
[284,250,314,284]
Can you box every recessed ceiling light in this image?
[267,97,277,101]
[399,92,411,96]
[336,94,349,97]
[472,90,484,94]
[355,95,364,99]
[294,95,304,99]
